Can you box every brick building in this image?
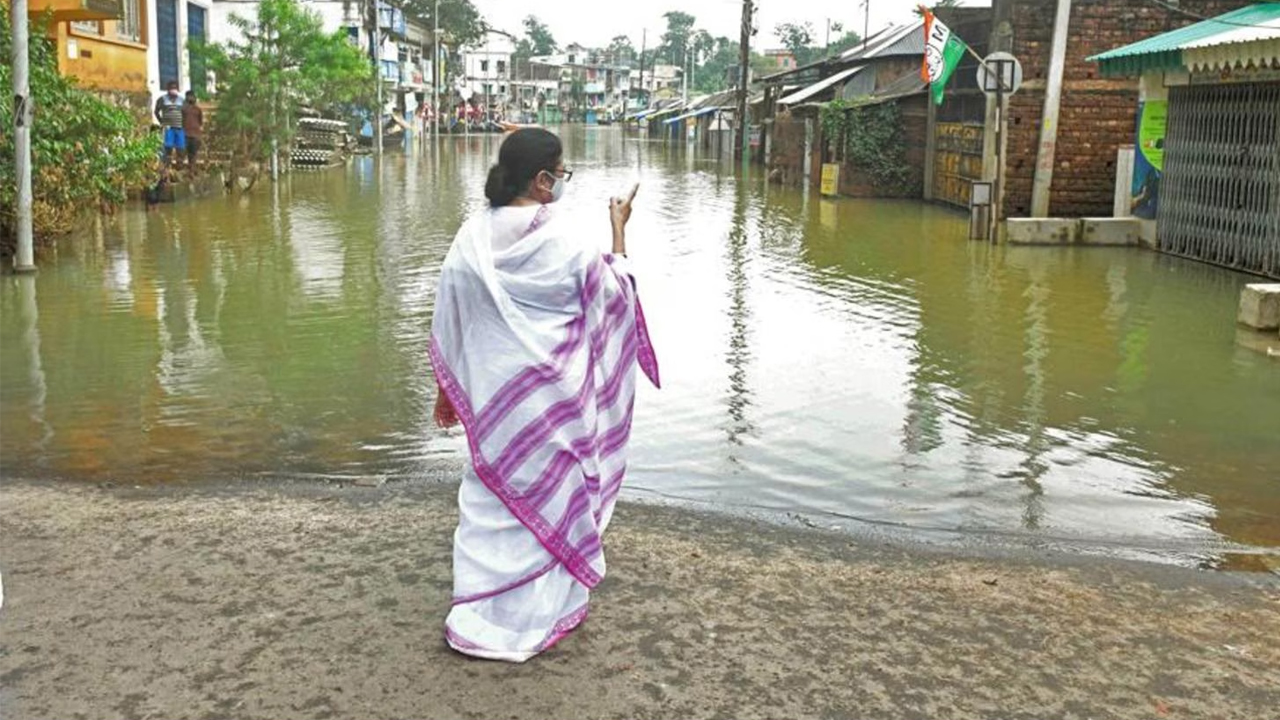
[995,0,1256,218]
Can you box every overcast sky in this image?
[470,0,943,53]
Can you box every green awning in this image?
[1089,3,1280,76]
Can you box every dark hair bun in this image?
[484,128,563,208]
[485,164,518,207]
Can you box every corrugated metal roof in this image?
[1090,3,1280,76]
[839,20,925,62]
[663,106,720,124]
[778,66,865,105]
[859,72,928,106]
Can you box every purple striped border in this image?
[430,337,603,588]
[444,602,591,659]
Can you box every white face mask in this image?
[542,171,566,203]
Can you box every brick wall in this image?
[1003,0,1255,217]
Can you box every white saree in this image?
[430,203,659,662]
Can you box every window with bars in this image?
[117,0,142,42]
[71,20,102,35]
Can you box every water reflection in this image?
[723,180,754,450]
[1,127,1277,569]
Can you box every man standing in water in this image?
[182,91,204,171]
[153,81,185,166]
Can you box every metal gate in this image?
[933,122,985,208]
[1159,82,1280,278]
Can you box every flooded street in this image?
[2,127,1277,568]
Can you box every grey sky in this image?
[470,0,936,54]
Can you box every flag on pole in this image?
[920,6,967,106]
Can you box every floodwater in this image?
[2,127,1277,569]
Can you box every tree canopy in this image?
[400,0,486,49]
[658,11,697,66]
[196,0,370,164]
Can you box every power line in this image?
[1143,0,1280,30]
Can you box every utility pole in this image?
[682,45,689,105]
[734,0,752,161]
[638,29,647,110]
[825,18,831,58]
[368,0,383,157]
[432,0,439,140]
[11,0,36,273]
[1030,0,1072,217]
[863,0,870,49]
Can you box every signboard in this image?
[976,51,1023,97]
[83,0,124,17]
[1190,65,1280,86]
[1130,100,1167,220]
[821,163,841,196]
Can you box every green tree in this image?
[774,21,819,66]
[692,35,737,93]
[659,11,697,66]
[606,34,635,65]
[523,15,557,55]
[0,6,158,248]
[196,0,369,166]
[401,0,486,49]
[827,30,864,57]
[513,15,556,69]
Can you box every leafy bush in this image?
[820,99,912,192]
[1,5,158,250]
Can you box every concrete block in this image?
[1005,218,1079,245]
[1080,218,1141,246]
[1137,219,1158,250]
[1237,284,1280,330]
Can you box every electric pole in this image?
[638,28,647,110]
[367,0,383,157]
[863,0,870,49]
[734,0,752,161]
[11,0,36,272]
[432,0,439,140]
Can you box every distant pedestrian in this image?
[153,81,185,165]
[182,91,204,170]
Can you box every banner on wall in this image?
[1131,100,1167,220]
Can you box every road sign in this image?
[976,52,1023,97]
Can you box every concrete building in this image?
[762,48,798,71]
[460,29,515,110]
[1091,2,1280,278]
[631,63,682,101]
[988,0,1258,219]
[28,0,213,109]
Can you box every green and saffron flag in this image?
[920,7,967,106]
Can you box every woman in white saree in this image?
[430,129,659,662]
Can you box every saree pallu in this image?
[430,205,659,662]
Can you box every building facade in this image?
[460,29,515,110]
[993,0,1258,218]
[28,0,212,109]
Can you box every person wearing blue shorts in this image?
[154,80,186,164]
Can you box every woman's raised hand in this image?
[609,183,639,233]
